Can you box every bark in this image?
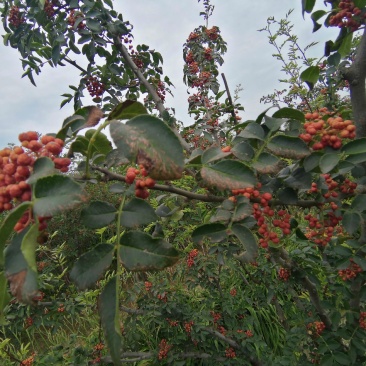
[342,27,366,138]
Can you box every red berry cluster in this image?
[230,288,237,296]
[158,339,172,360]
[125,165,156,199]
[245,330,254,337]
[157,292,168,303]
[187,32,200,42]
[218,325,227,336]
[25,316,33,328]
[278,267,290,281]
[225,347,236,358]
[205,26,219,40]
[87,76,105,98]
[340,178,357,194]
[156,80,166,103]
[91,342,104,364]
[204,47,213,60]
[300,111,356,150]
[166,318,179,327]
[0,132,70,231]
[221,146,231,152]
[57,303,65,313]
[122,33,136,54]
[231,186,292,248]
[186,248,199,268]
[304,211,342,247]
[338,259,362,281]
[184,321,194,333]
[21,353,35,366]
[144,281,152,292]
[210,311,222,324]
[329,1,365,32]
[44,0,58,18]
[8,6,26,27]
[307,321,326,338]
[33,291,45,302]
[192,71,212,87]
[67,9,85,29]
[359,312,366,329]
[132,55,144,69]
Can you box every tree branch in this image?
[92,165,325,208]
[202,327,262,366]
[221,73,237,123]
[111,35,191,152]
[342,27,366,138]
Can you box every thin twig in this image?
[112,35,191,152]
[221,73,237,123]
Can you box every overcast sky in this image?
[0,0,337,147]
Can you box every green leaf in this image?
[27,157,56,185]
[4,229,38,304]
[99,276,122,366]
[277,187,298,204]
[342,138,366,155]
[263,115,285,132]
[202,146,230,164]
[352,256,366,271]
[107,100,148,121]
[284,168,312,190]
[311,10,326,32]
[192,223,227,243]
[81,201,116,229]
[333,352,351,365]
[320,354,334,366]
[319,153,340,173]
[33,175,84,217]
[119,231,179,271]
[345,152,366,165]
[351,195,366,212]
[70,244,114,289]
[109,183,126,193]
[304,152,322,172]
[0,202,31,267]
[272,108,305,122]
[302,0,316,16]
[86,18,102,33]
[57,106,104,140]
[338,32,353,58]
[51,44,61,66]
[0,271,10,325]
[233,202,252,222]
[110,116,184,180]
[201,160,256,190]
[85,129,113,156]
[253,153,283,174]
[21,223,39,273]
[239,122,265,140]
[300,66,320,90]
[231,224,258,263]
[231,141,254,162]
[267,135,311,159]
[121,198,158,228]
